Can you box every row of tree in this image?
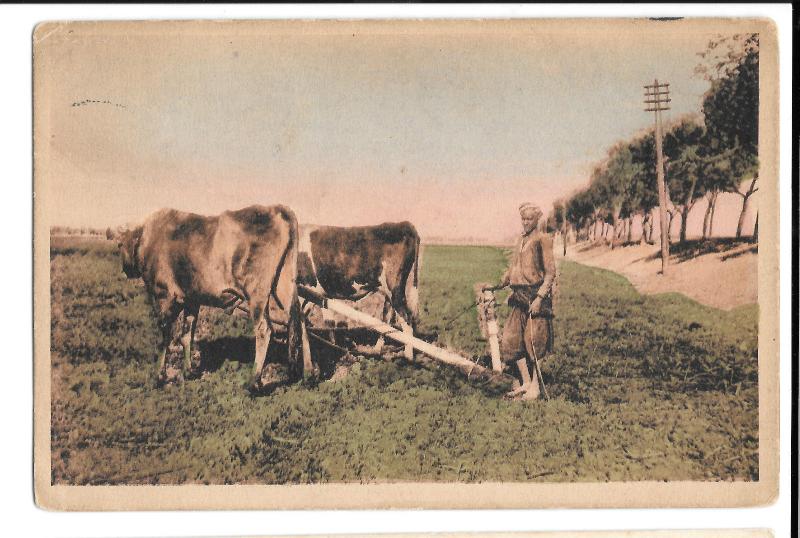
[50,225,110,237]
[548,33,759,250]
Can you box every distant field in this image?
[49,236,758,484]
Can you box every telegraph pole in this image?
[644,79,671,275]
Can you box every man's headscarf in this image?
[519,203,542,219]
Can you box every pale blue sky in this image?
[41,20,738,241]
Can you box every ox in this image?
[297,222,420,358]
[116,205,309,391]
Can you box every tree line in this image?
[50,225,112,238]
[548,33,759,251]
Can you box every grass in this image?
[49,236,758,484]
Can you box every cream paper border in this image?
[247,529,773,538]
[32,18,780,511]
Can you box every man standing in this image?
[487,203,556,400]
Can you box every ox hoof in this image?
[247,384,263,396]
[157,367,184,387]
[186,362,202,380]
[303,365,321,380]
[188,351,203,377]
[248,378,263,394]
[250,364,290,394]
[300,370,321,389]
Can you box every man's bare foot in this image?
[522,382,541,400]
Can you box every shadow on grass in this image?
[195,330,375,382]
[197,336,255,373]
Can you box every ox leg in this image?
[287,293,316,380]
[250,316,272,392]
[391,286,415,361]
[182,305,201,378]
[300,318,315,378]
[398,315,414,361]
[156,301,185,386]
[156,348,167,382]
[370,289,397,356]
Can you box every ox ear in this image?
[114,226,129,242]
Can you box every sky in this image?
[37,19,758,242]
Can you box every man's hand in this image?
[482,284,503,292]
[528,297,543,316]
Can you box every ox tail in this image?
[405,229,421,330]
[413,232,420,289]
[265,207,297,330]
[278,211,306,381]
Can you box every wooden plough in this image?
[474,282,503,372]
[297,285,516,392]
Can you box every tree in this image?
[628,130,660,244]
[584,166,608,243]
[550,199,568,255]
[566,189,595,242]
[732,165,759,239]
[662,117,707,243]
[698,146,738,238]
[594,144,642,249]
[699,33,759,239]
[701,170,722,239]
[697,34,758,154]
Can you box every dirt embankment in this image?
[559,238,758,311]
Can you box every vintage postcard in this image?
[33,18,780,510]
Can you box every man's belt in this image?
[509,283,543,292]
[508,285,540,308]
[508,283,553,318]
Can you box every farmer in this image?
[486,203,556,400]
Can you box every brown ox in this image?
[116,205,308,391]
[297,222,420,357]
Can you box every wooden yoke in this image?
[475,283,503,372]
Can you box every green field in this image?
[49,237,758,484]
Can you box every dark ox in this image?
[297,222,420,357]
[116,205,309,391]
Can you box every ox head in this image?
[116,226,143,279]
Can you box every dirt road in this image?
[559,238,758,310]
